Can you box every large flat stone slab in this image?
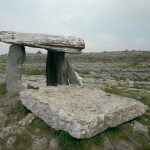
[0,31,85,53]
[19,85,148,139]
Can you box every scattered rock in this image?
[31,136,49,150]
[49,138,61,150]
[27,83,39,90]
[34,128,41,134]
[0,108,5,127]
[18,113,35,126]
[129,120,149,139]
[128,136,143,148]
[104,137,113,150]
[0,125,24,139]
[22,75,46,88]
[6,136,16,147]
[126,80,134,88]
[19,85,148,139]
[0,94,20,108]
[113,139,135,150]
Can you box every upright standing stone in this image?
[46,51,68,86]
[6,44,25,95]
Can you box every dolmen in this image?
[0,31,148,139]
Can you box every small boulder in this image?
[0,125,24,139]
[6,136,16,148]
[31,136,49,150]
[49,138,61,150]
[18,113,35,126]
[113,139,135,150]
[104,137,113,150]
[129,120,149,139]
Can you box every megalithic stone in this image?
[46,51,68,86]
[0,31,85,53]
[66,61,83,87]
[5,44,26,95]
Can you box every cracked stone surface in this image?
[19,85,148,139]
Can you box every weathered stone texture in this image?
[49,138,61,150]
[66,61,83,87]
[19,85,148,139]
[0,31,85,53]
[5,44,25,95]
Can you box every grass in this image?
[13,130,32,150]
[19,80,149,150]
[103,85,150,106]
[105,123,133,141]
[27,117,105,150]
[22,66,45,75]
[103,84,150,137]
[9,101,30,116]
[133,85,150,91]
[140,96,150,107]
[0,63,6,73]
[0,81,135,150]
[0,99,32,150]
[103,85,123,96]
[4,101,30,127]
[27,117,136,150]
[0,52,149,149]
[0,63,46,75]
[0,63,46,76]
[0,82,6,96]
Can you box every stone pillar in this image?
[5,44,26,95]
[46,51,68,86]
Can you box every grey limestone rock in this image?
[0,31,85,54]
[6,136,16,148]
[0,125,24,139]
[18,113,35,126]
[31,136,49,150]
[19,85,148,139]
[112,139,135,150]
[66,61,83,87]
[49,138,61,150]
[104,137,114,150]
[5,44,25,95]
[129,120,149,139]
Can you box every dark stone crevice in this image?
[46,51,68,86]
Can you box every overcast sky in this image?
[0,0,150,54]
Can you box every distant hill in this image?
[0,51,150,64]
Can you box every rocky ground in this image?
[0,51,150,150]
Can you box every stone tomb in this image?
[0,31,148,139]
[0,31,85,93]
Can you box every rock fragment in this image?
[18,113,35,126]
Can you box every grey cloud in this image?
[0,0,150,54]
